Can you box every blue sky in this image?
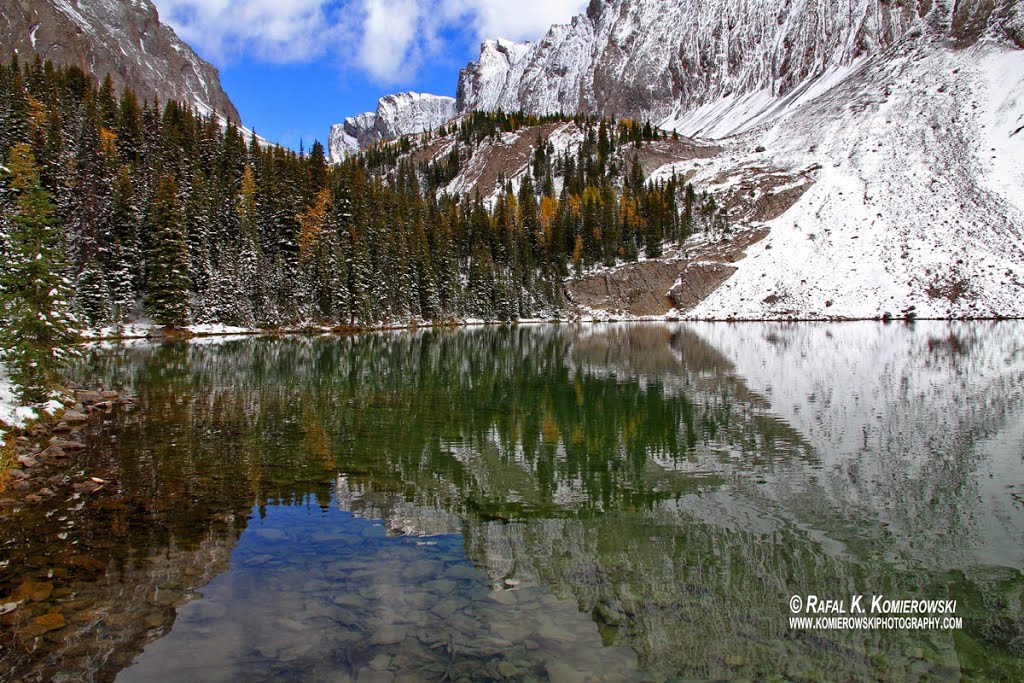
[151,0,587,151]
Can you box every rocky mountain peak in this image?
[454,0,1022,138]
[0,0,239,122]
[328,92,456,161]
[455,38,533,114]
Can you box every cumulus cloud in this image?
[357,0,424,83]
[439,0,588,42]
[152,0,586,83]
[153,0,340,63]
[352,0,586,83]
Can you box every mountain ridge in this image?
[456,0,1023,137]
[331,0,1021,151]
[329,92,456,161]
[0,0,239,122]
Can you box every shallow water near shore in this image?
[1,322,1022,681]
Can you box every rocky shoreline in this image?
[0,387,130,510]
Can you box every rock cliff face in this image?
[324,0,1023,319]
[330,0,1020,151]
[456,0,1022,137]
[329,92,457,161]
[0,0,239,121]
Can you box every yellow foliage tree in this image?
[571,234,584,273]
[298,188,332,263]
[100,127,118,158]
[567,194,582,220]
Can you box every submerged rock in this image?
[497,661,520,678]
[49,439,85,452]
[25,612,65,636]
[369,625,407,646]
[8,581,54,603]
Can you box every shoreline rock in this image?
[0,387,129,507]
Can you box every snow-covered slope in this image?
[0,0,239,122]
[456,0,1022,134]
[675,39,1024,319]
[449,0,1024,319]
[329,92,457,161]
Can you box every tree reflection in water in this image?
[0,322,1020,681]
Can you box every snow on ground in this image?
[187,324,256,336]
[658,39,1024,320]
[0,363,63,433]
[80,323,258,340]
[80,323,158,340]
[659,58,869,140]
[0,362,29,431]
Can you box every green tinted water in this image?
[1,323,1022,681]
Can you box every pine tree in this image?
[144,174,190,327]
[681,182,696,242]
[0,58,30,161]
[116,86,143,167]
[65,100,114,275]
[0,170,13,335]
[75,257,111,327]
[236,165,261,326]
[109,165,143,319]
[0,144,79,403]
[297,187,333,320]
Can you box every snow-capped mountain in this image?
[339,0,1023,320]
[672,37,1024,320]
[456,0,1022,136]
[329,92,457,161]
[0,0,239,122]
[456,38,534,115]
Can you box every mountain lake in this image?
[1,322,1022,682]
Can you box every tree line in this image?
[0,56,727,402]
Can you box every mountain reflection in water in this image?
[0,322,1021,682]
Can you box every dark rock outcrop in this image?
[565,227,770,317]
[668,263,737,311]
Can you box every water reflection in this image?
[0,322,1020,681]
[121,498,642,682]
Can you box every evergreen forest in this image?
[0,56,726,399]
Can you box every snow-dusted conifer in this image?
[144,174,190,327]
[0,144,80,403]
[75,257,112,327]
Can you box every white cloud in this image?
[351,0,586,84]
[153,0,339,64]
[439,0,588,42]
[357,0,424,83]
[152,0,587,83]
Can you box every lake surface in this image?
[1,322,1022,682]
